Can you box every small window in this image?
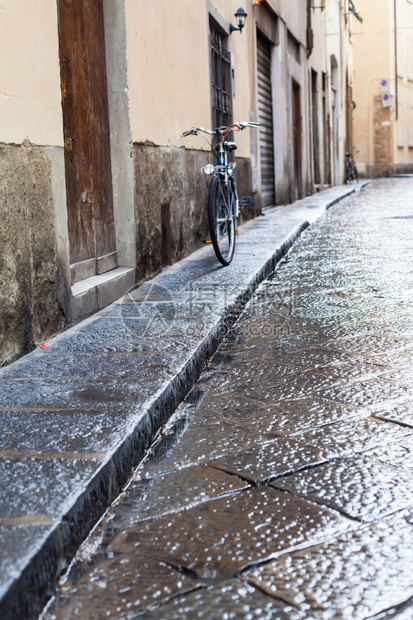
[210,19,232,129]
[287,31,301,64]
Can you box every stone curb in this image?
[0,181,369,620]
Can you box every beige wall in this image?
[125,0,252,157]
[0,0,63,146]
[353,0,413,175]
[394,0,413,165]
[269,0,307,39]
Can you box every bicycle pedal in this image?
[204,239,212,244]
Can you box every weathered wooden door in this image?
[57,0,117,284]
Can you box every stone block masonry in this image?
[0,144,65,367]
[373,95,394,177]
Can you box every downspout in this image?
[394,0,398,120]
[307,0,313,57]
[307,0,314,192]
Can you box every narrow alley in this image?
[43,178,413,619]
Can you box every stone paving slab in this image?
[208,436,334,484]
[244,515,413,619]
[141,578,307,620]
[0,183,364,619]
[45,486,353,618]
[270,454,413,522]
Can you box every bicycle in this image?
[181,120,260,266]
[345,151,359,184]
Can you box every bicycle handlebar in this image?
[180,127,213,138]
[180,121,260,139]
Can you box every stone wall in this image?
[393,163,413,175]
[0,142,259,365]
[133,144,258,281]
[0,144,64,366]
[373,95,393,177]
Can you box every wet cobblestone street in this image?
[43,179,413,619]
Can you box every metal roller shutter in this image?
[257,33,275,208]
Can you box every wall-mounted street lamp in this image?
[230,7,247,34]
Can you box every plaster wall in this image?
[308,5,328,191]
[125,0,257,282]
[267,0,307,41]
[352,0,413,175]
[393,0,413,170]
[0,0,63,146]
[125,0,253,158]
[325,1,346,184]
[0,2,67,366]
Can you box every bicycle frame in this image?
[213,135,238,228]
[180,120,260,265]
[345,151,359,185]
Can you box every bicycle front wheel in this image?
[207,176,235,266]
[345,163,352,184]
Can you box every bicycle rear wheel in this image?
[207,176,235,266]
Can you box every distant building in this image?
[352,0,413,176]
[0,0,354,366]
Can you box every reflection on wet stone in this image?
[0,378,165,410]
[142,578,307,619]
[208,437,333,485]
[292,415,413,455]
[271,456,413,522]
[363,434,413,471]
[45,490,352,618]
[315,376,413,408]
[109,465,249,528]
[46,553,200,618]
[271,397,359,435]
[122,487,352,584]
[374,401,413,428]
[245,518,413,619]
[43,179,413,618]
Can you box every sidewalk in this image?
[0,182,368,620]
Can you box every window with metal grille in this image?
[210,21,232,130]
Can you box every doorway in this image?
[292,80,302,200]
[257,32,275,208]
[57,0,117,285]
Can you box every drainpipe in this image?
[307,0,313,57]
[394,0,398,120]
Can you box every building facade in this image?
[0,0,354,366]
[352,0,413,177]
